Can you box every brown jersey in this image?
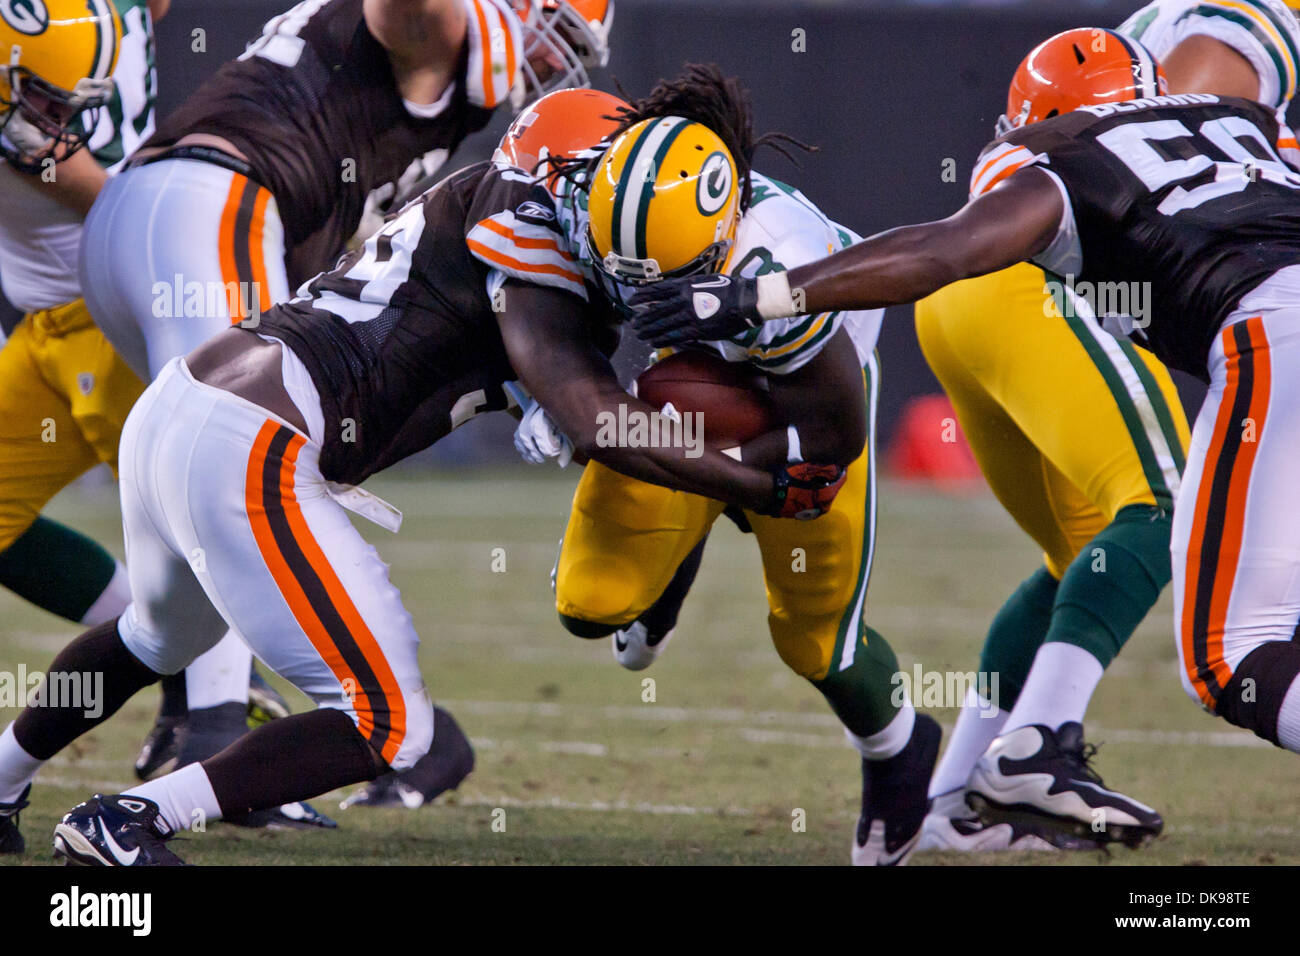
[258,161,596,486]
[147,0,524,286]
[971,94,1300,378]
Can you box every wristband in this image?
[756,272,799,319]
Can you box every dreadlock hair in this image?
[609,63,817,213]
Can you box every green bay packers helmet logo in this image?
[696,151,733,216]
[0,0,49,35]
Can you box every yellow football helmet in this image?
[0,0,121,172]
[586,116,740,305]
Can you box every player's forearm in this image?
[17,148,107,217]
[778,224,965,317]
[559,390,774,511]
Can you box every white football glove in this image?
[513,398,574,467]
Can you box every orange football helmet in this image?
[997,27,1167,135]
[493,87,627,186]
[514,0,614,100]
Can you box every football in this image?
[634,350,776,447]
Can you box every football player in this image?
[523,66,940,866]
[0,0,167,852]
[629,29,1300,847]
[908,0,1300,854]
[75,0,613,791]
[0,144,823,865]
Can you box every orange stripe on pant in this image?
[244,421,407,763]
[1181,318,1271,708]
[218,175,248,322]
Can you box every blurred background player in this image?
[912,0,1300,855]
[528,67,939,866]
[75,0,613,806]
[0,0,166,840]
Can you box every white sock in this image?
[846,700,916,760]
[1004,641,1105,732]
[184,632,253,709]
[927,686,1007,799]
[0,723,45,804]
[1275,674,1300,753]
[124,762,223,833]
[80,560,131,627]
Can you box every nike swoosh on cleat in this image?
[99,820,140,866]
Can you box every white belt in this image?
[325,482,403,533]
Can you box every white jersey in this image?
[556,168,882,374]
[1119,0,1300,109]
[0,0,157,314]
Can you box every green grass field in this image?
[1,469,1293,866]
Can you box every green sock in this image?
[812,626,904,737]
[978,566,1059,711]
[1048,503,1172,668]
[0,516,120,624]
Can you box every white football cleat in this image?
[612,621,674,671]
[916,789,1092,853]
[966,722,1162,848]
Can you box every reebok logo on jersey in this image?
[515,200,556,224]
[77,372,94,396]
[693,292,722,319]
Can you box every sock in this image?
[176,702,249,767]
[927,685,1008,799]
[1004,641,1105,732]
[1050,503,1171,668]
[978,566,1058,712]
[184,632,253,709]
[201,708,382,817]
[13,618,161,760]
[845,699,915,760]
[0,724,45,804]
[158,673,188,720]
[813,626,905,737]
[1217,640,1300,746]
[124,762,222,833]
[0,517,124,624]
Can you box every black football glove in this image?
[628,274,763,346]
[760,462,847,520]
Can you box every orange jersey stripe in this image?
[477,217,576,259]
[467,238,584,286]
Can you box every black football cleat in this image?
[966,722,1163,849]
[133,715,182,782]
[0,784,30,855]
[853,712,942,865]
[247,666,292,727]
[918,788,1104,853]
[53,794,184,866]
[340,706,475,809]
[229,800,338,830]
